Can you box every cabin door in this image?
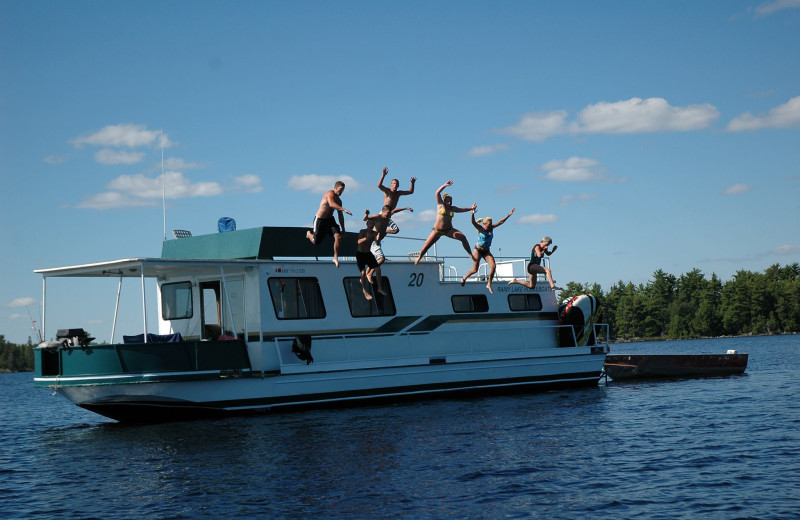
[199,279,245,340]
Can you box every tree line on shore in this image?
[2,263,798,371]
[561,263,800,341]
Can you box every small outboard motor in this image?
[56,328,95,348]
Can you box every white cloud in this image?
[722,183,752,195]
[518,213,559,225]
[572,98,719,134]
[287,174,363,194]
[75,171,225,210]
[500,98,719,142]
[75,192,158,210]
[233,174,263,193]
[726,96,800,131]
[541,157,625,183]
[559,193,598,206]
[109,171,223,199]
[71,124,170,149]
[466,143,509,157]
[163,157,202,171]
[95,149,145,165]
[9,297,38,307]
[773,245,800,255]
[499,110,568,142]
[754,0,800,17]
[416,208,438,224]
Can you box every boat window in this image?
[451,294,489,313]
[161,281,193,320]
[508,293,543,311]
[342,278,396,317]
[267,277,326,320]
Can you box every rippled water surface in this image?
[2,335,799,519]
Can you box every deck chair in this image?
[172,229,192,239]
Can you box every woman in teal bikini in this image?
[414,180,476,264]
[460,207,515,293]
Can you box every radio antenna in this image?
[161,129,166,241]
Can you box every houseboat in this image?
[34,226,609,422]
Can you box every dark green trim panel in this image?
[408,312,559,332]
[35,340,251,378]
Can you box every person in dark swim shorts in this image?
[306,180,352,267]
[356,219,387,300]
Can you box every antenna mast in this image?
[161,129,166,241]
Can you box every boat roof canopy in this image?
[161,226,357,261]
[35,227,359,278]
[34,258,262,278]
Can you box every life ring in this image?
[558,295,599,347]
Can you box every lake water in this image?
[1,335,798,519]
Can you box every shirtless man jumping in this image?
[306,180,352,267]
[378,166,416,212]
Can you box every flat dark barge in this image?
[604,353,748,381]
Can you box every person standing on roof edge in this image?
[306,180,352,268]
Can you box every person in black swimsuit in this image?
[508,236,561,291]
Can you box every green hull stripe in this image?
[408,312,558,332]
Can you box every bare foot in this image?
[508,278,517,285]
[362,289,373,300]
[378,287,387,296]
[306,230,315,243]
[333,258,340,268]
[460,277,466,287]
[553,286,563,291]
[486,284,493,294]
[414,257,421,265]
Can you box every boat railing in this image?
[272,323,598,373]
[594,323,610,345]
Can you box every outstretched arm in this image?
[377,167,390,195]
[453,202,477,213]
[395,177,416,196]
[435,180,453,204]
[325,192,352,215]
[390,206,413,215]
[469,207,481,231]
[493,208,516,228]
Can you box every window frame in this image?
[451,294,489,313]
[267,277,327,320]
[342,277,397,318]
[161,281,193,320]
[507,293,543,312]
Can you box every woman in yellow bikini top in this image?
[414,179,477,265]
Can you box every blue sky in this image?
[1,1,799,344]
